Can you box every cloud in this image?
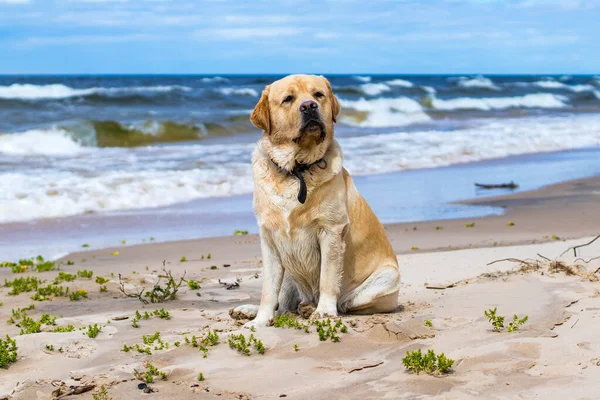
[19,33,161,46]
[195,27,303,40]
[65,0,130,3]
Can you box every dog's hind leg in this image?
[338,266,400,315]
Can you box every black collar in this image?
[271,158,327,204]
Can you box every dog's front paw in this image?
[310,307,338,320]
[229,304,259,320]
[243,317,271,329]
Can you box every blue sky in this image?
[0,0,598,74]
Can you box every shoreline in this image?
[57,172,600,263]
[2,145,600,262]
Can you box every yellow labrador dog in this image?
[234,74,400,328]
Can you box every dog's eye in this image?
[314,92,325,99]
[282,95,294,104]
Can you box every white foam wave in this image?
[353,76,372,83]
[340,97,431,127]
[514,80,595,92]
[201,76,229,83]
[457,76,500,90]
[218,87,259,97]
[0,83,191,100]
[0,167,254,223]
[386,79,414,88]
[360,83,391,96]
[342,115,600,175]
[0,128,84,156]
[594,91,600,100]
[430,93,568,111]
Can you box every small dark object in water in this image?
[475,181,518,190]
[223,264,231,268]
[138,383,147,390]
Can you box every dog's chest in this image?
[259,194,322,286]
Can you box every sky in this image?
[0,0,598,74]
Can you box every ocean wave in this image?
[353,76,372,83]
[2,115,600,223]
[339,97,431,127]
[0,83,192,100]
[386,79,414,88]
[0,121,221,152]
[426,93,568,111]
[456,76,500,90]
[514,80,596,92]
[217,87,259,97]
[0,167,255,223]
[341,115,600,174]
[0,128,85,156]
[201,76,229,83]
[359,83,391,96]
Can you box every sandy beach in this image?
[1,175,600,400]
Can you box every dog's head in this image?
[250,74,341,171]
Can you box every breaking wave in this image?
[0,128,85,156]
[217,87,259,97]
[352,76,372,83]
[425,93,568,111]
[0,83,191,100]
[456,76,500,90]
[386,79,414,88]
[340,97,431,127]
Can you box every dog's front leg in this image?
[244,230,284,328]
[312,224,347,319]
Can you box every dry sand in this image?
[1,176,600,400]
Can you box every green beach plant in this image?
[0,335,18,368]
[402,349,454,375]
[85,324,102,338]
[507,314,529,332]
[485,308,528,332]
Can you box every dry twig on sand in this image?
[560,234,600,258]
[487,235,600,282]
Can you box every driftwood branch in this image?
[475,181,518,190]
[53,384,95,399]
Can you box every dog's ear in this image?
[321,76,341,123]
[250,85,271,133]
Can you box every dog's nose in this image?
[299,100,318,114]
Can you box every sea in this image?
[1,74,600,260]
